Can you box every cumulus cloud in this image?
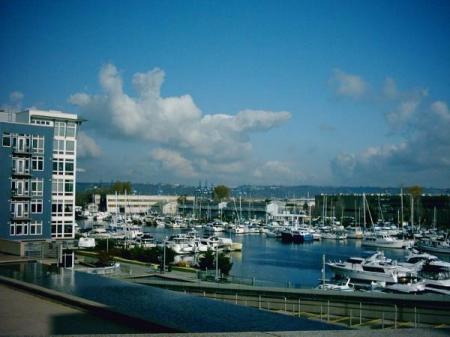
[9,91,24,102]
[431,101,450,122]
[330,69,367,98]
[382,77,398,99]
[151,148,197,178]
[253,160,304,184]
[331,96,450,186]
[70,63,291,180]
[384,86,428,130]
[1,91,24,112]
[77,131,102,158]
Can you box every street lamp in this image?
[215,247,219,281]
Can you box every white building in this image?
[16,109,83,239]
[106,194,194,215]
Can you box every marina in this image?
[77,217,450,293]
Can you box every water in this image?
[79,221,409,288]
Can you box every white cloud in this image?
[382,77,398,99]
[330,69,367,98]
[151,148,197,178]
[331,98,450,186]
[384,89,427,130]
[431,101,450,122]
[9,91,24,102]
[77,131,102,158]
[70,63,291,181]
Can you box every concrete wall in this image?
[0,238,24,256]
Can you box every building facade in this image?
[1,109,82,241]
[0,121,53,240]
[106,194,194,215]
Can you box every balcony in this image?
[12,147,32,156]
[11,191,31,199]
[10,213,31,221]
[11,167,31,177]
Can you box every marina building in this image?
[0,109,83,247]
[106,194,194,215]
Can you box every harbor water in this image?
[80,221,411,289]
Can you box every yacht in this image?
[327,252,416,284]
[362,233,407,249]
[346,226,364,239]
[321,230,347,240]
[415,238,450,255]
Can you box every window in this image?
[66,122,76,137]
[65,140,75,154]
[17,136,27,152]
[31,179,43,197]
[32,135,44,154]
[65,180,74,195]
[52,178,64,196]
[13,158,30,174]
[31,200,43,214]
[65,160,74,175]
[52,201,63,216]
[53,159,64,174]
[32,156,44,171]
[13,222,28,236]
[54,122,65,137]
[11,180,29,196]
[30,221,42,235]
[2,132,11,147]
[11,202,29,218]
[53,139,64,154]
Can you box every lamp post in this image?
[215,247,219,281]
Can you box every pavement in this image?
[0,283,146,336]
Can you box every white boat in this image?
[317,278,355,292]
[88,227,111,239]
[78,236,96,248]
[415,238,450,255]
[346,226,363,239]
[362,233,407,249]
[327,252,415,284]
[422,275,450,295]
[321,231,347,240]
[165,234,193,254]
[204,221,225,233]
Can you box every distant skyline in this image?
[1,1,449,187]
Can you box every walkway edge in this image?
[0,275,179,333]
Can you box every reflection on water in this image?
[0,262,341,332]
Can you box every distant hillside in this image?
[77,182,450,198]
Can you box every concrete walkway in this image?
[0,283,144,336]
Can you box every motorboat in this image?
[327,252,416,284]
[316,278,355,292]
[415,238,450,255]
[321,230,347,240]
[362,233,407,249]
[78,236,96,248]
[346,226,364,239]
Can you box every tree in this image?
[111,181,132,194]
[198,250,233,276]
[407,185,423,199]
[213,185,230,201]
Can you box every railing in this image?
[154,282,450,328]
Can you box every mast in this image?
[400,188,404,228]
[411,194,414,233]
[363,193,366,230]
[433,207,437,229]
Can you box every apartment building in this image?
[0,109,83,242]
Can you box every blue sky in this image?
[1,1,449,187]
